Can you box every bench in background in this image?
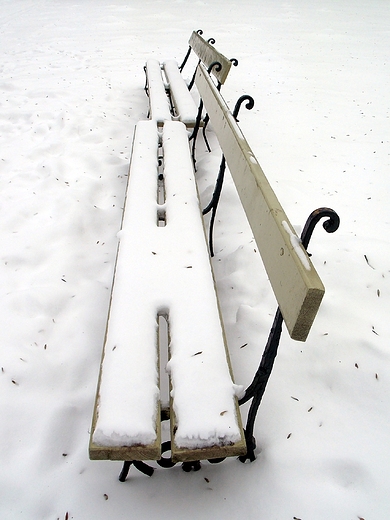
[145,30,237,127]
[89,119,246,466]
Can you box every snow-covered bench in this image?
[89,120,246,465]
[145,30,235,127]
[89,61,340,481]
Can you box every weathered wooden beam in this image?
[195,63,325,341]
[189,30,232,84]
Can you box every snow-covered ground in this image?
[1,1,389,518]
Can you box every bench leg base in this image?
[119,460,155,482]
[118,442,256,481]
[238,431,257,463]
[181,461,201,472]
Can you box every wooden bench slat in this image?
[195,64,325,341]
[145,32,234,130]
[163,60,199,127]
[160,122,246,461]
[89,121,162,461]
[188,30,232,85]
[145,59,172,124]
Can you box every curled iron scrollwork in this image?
[301,207,340,250]
[233,95,255,122]
[207,61,222,74]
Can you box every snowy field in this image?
[1,1,389,518]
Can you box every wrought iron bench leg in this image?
[119,460,154,482]
[239,308,283,462]
[238,208,340,463]
[182,461,201,472]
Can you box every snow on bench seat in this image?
[89,120,245,462]
[163,60,199,127]
[145,59,172,125]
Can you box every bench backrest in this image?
[188,31,232,85]
[195,63,325,342]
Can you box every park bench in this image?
[89,37,340,481]
[144,29,236,127]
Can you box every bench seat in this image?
[145,59,172,125]
[89,120,245,462]
[145,59,199,127]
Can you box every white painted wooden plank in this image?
[90,120,245,460]
[160,122,245,457]
[188,30,232,84]
[195,64,325,341]
[145,59,172,124]
[163,60,198,126]
[90,121,161,460]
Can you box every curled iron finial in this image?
[300,207,340,250]
[233,95,255,121]
[197,29,203,35]
[207,61,222,74]
[230,58,239,67]
[208,37,216,45]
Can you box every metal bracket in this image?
[190,61,222,168]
